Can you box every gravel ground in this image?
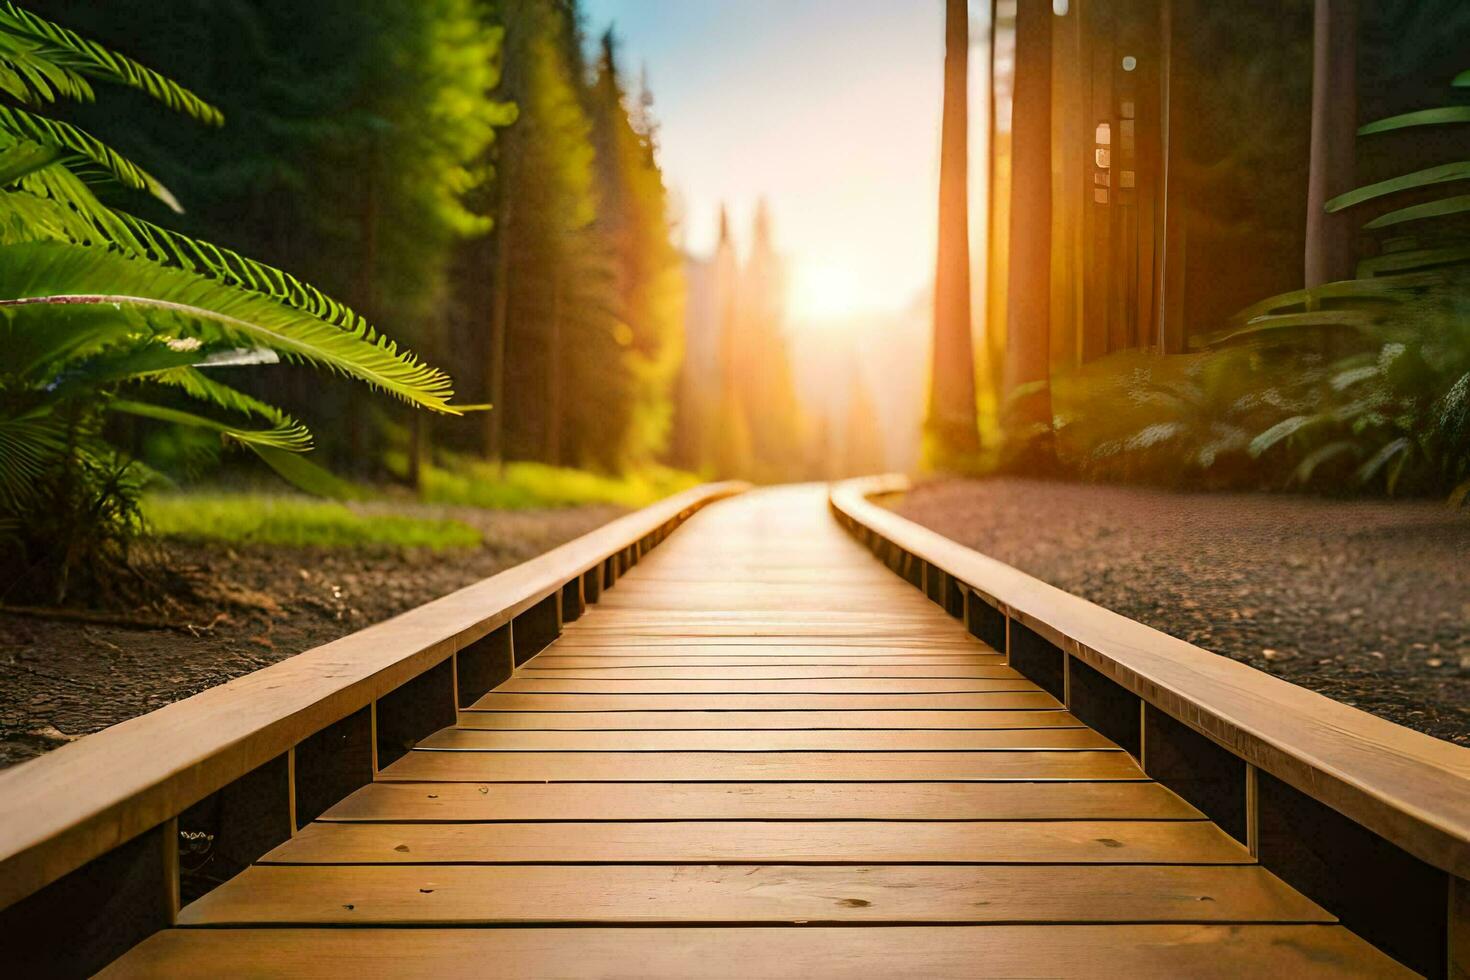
[893,478,1469,745]
[0,503,621,769]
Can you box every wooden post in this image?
[456,623,513,709]
[376,656,456,770]
[0,819,181,976]
[294,706,374,828]
[1008,620,1066,701]
[513,591,562,665]
[561,576,586,623]
[582,566,602,604]
[177,753,292,905]
[1141,705,1246,844]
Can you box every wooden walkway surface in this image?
[107,486,1403,977]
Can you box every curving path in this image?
[105,486,1403,977]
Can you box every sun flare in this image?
[789,261,868,322]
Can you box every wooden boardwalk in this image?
[106,486,1402,977]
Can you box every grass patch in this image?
[405,456,701,510]
[142,494,482,551]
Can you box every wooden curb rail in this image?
[830,474,1470,979]
[0,480,745,976]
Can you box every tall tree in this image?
[925,0,982,461]
[1304,0,1358,287]
[1001,0,1052,437]
[36,0,513,478]
[585,30,683,468]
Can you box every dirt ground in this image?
[893,478,1470,746]
[0,503,621,769]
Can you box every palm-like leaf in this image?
[110,399,310,452]
[0,241,458,412]
[0,29,93,104]
[1363,193,1470,230]
[1357,106,1470,136]
[0,2,222,124]
[1324,160,1470,213]
[0,104,180,210]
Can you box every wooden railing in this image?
[0,480,744,976]
[830,474,1469,980]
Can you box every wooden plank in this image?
[494,677,1036,694]
[542,637,990,650]
[103,925,1412,978]
[833,477,1470,879]
[320,780,1204,823]
[178,864,1331,926]
[261,820,1251,865]
[527,656,1006,668]
[516,665,1018,678]
[468,692,1063,711]
[102,925,1413,978]
[418,727,1116,752]
[540,643,999,658]
[455,709,1083,731]
[0,481,743,910]
[377,750,1142,782]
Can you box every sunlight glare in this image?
[790,261,869,322]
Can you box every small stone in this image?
[1426,659,1444,668]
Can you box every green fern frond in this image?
[7,156,149,247]
[109,398,312,452]
[113,213,376,335]
[0,241,458,412]
[150,365,299,431]
[0,30,94,104]
[0,3,222,124]
[0,104,180,210]
[0,177,380,337]
[0,408,66,506]
[0,138,58,183]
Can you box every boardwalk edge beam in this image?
[829,474,1469,980]
[0,481,746,977]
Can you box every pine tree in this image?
[586,30,684,468]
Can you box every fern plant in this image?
[0,3,464,602]
[1215,68,1470,501]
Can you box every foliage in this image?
[142,493,481,550]
[1236,271,1470,500]
[475,5,682,473]
[584,30,684,468]
[1230,66,1470,500]
[1046,347,1305,489]
[1043,64,1470,502]
[392,450,698,510]
[0,4,463,602]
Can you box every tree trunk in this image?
[350,133,382,473]
[1304,0,1358,288]
[1001,0,1053,434]
[407,411,427,493]
[925,0,982,460]
[544,271,563,466]
[483,183,513,467]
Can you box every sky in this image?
[581,0,989,325]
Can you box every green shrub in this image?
[393,452,699,510]
[142,494,481,551]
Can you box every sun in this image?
[789,261,866,322]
